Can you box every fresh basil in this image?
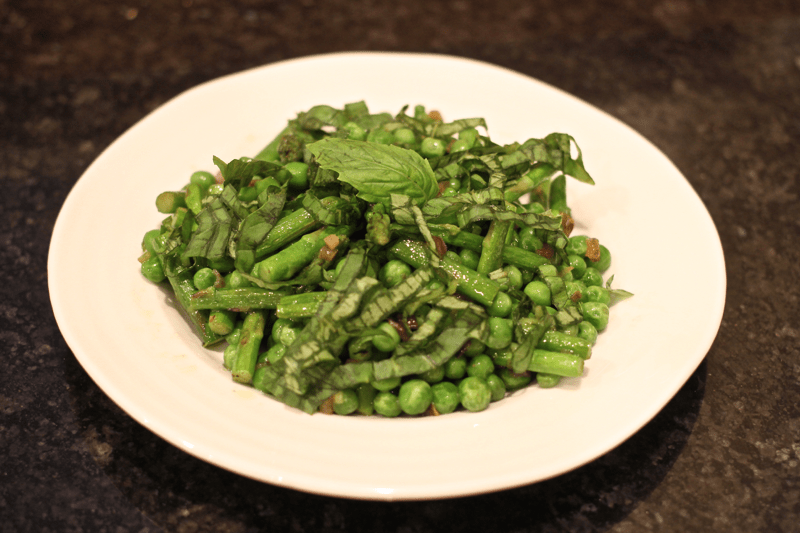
[307,137,439,207]
[212,156,281,191]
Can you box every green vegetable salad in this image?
[139,101,631,416]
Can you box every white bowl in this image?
[48,52,726,500]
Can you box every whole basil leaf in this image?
[307,138,438,207]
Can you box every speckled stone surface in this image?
[2,0,799,531]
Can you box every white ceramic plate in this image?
[48,52,726,500]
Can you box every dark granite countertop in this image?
[2,0,799,531]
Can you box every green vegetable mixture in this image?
[138,101,632,416]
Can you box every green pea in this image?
[441,186,459,197]
[520,268,535,285]
[284,161,309,190]
[366,129,394,145]
[420,137,446,157]
[420,365,445,383]
[373,391,401,417]
[458,248,481,270]
[279,324,302,347]
[333,389,359,415]
[486,317,513,350]
[488,347,513,368]
[238,185,258,203]
[518,227,543,252]
[208,309,237,335]
[371,376,401,392]
[467,354,495,381]
[392,127,416,145]
[265,343,286,364]
[504,265,523,290]
[587,245,612,272]
[431,381,460,414]
[458,127,479,148]
[486,373,507,401]
[256,148,279,162]
[271,318,296,343]
[185,183,204,214]
[498,368,532,391]
[378,259,412,288]
[444,357,467,380]
[342,121,366,141]
[190,170,216,190]
[559,267,574,283]
[524,280,551,306]
[536,373,561,388]
[581,267,603,287]
[581,301,609,331]
[449,138,471,153]
[141,256,165,283]
[398,379,433,416]
[565,280,588,303]
[539,264,558,277]
[274,168,292,185]
[577,320,598,344]
[141,228,162,255]
[458,376,491,412]
[565,235,588,256]
[488,291,513,318]
[372,322,400,352]
[225,321,243,345]
[224,270,253,289]
[567,254,587,279]
[193,267,217,290]
[464,339,485,357]
[585,285,611,305]
[207,183,224,196]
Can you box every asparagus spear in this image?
[276,292,327,319]
[527,348,584,377]
[190,287,289,311]
[476,219,513,276]
[255,226,351,283]
[252,196,351,261]
[231,310,266,384]
[388,239,501,308]
[166,269,223,347]
[435,229,550,271]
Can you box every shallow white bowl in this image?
[48,52,726,500]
